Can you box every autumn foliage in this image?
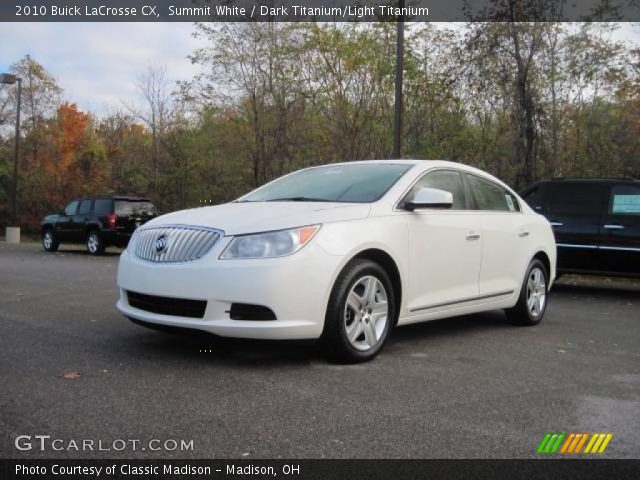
[0,24,638,234]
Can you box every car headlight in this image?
[220,225,320,259]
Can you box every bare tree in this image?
[129,65,173,195]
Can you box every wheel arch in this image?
[85,224,101,238]
[532,250,552,281]
[350,248,403,325]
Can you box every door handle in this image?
[550,221,563,227]
[603,224,624,230]
[518,230,530,238]
[465,232,481,241]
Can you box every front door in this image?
[404,169,482,313]
[599,184,640,275]
[547,182,607,272]
[56,200,79,242]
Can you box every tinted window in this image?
[522,185,547,212]
[78,199,92,215]
[115,201,156,216]
[550,183,604,216]
[467,174,520,212]
[94,199,113,215]
[610,185,640,215]
[408,170,466,209]
[241,163,413,203]
[64,201,78,216]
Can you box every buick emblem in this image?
[155,234,168,253]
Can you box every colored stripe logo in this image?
[537,433,613,454]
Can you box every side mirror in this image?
[404,187,453,211]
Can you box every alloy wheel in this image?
[43,231,53,249]
[343,275,389,351]
[87,233,98,254]
[526,267,547,318]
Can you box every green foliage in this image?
[0,24,638,232]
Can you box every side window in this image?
[408,170,466,210]
[522,185,546,212]
[467,174,520,212]
[78,199,92,216]
[550,183,604,216]
[610,185,640,215]
[94,199,113,215]
[64,201,79,216]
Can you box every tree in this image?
[130,65,173,196]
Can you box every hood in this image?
[143,202,371,236]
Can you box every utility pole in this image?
[392,0,405,159]
[12,78,22,225]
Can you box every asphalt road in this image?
[1,242,639,459]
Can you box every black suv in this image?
[41,195,157,255]
[521,178,640,277]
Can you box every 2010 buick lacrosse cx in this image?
[117,160,556,362]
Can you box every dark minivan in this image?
[521,178,640,277]
[42,195,157,255]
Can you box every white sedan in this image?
[117,160,556,362]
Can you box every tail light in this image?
[107,213,117,231]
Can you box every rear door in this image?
[465,173,529,298]
[598,184,640,275]
[70,199,93,242]
[547,182,607,272]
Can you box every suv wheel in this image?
[86,230,105,255]
[42,228,59,252]
[319,259,395,363]
[505,258,548,326]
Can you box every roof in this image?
[80,194,152,201]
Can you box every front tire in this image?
[86,230,105,255]
[319,259,395,363]
[42,228,59,252]
[505,258,549,326]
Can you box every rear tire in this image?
[505,258,549,326]
[86,230,105,255]
[42,228,59,252]
[319,259,395,363]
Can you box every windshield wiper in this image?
[266,197,333,202]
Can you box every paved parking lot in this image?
[1,242,639,458]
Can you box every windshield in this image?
[115,200,156,216]
[241,163,413,203]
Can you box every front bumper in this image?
[116,239,342,340]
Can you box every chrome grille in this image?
[131,225,221,263]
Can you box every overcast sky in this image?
[1,22,639,117]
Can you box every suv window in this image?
[115,200,156,216]
[550,183,604,216]
[64,201,79,216]
[408,170,466,210]
[467,174,520,212]
[610,185,640,215]
[522,185,546,212]
[78,199,92,216]
[94,199,113,215]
